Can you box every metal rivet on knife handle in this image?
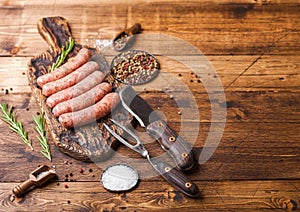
[165,167,171,172]
[181,152,188,159]
[169,136,176,142]
[185,182,192,188]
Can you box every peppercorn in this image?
[111,50,159,85]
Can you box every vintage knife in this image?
[119,85,195,171]
[104,120,200,198]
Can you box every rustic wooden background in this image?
[0,0,299,211]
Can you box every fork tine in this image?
[104,120,149,157]
[109,119,141,143]
[103,123,133,148]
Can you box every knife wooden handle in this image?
[146,120,195,171]
[148,156,200,198]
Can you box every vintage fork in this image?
[103,119,200,198]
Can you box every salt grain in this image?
[101,164,138,192]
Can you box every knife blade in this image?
[119,85,195,171]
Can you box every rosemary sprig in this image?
[49,37,75,73]
[0,103,33,150]
[33,112,51,161]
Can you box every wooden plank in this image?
[0,109,299,181]
[0,180,299,211]
[0,93,299,181]
[0,56,300,93]
[0,88,299,124]
[3,0,300,6]
[0,1,299,56]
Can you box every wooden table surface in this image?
[1,0,300,211]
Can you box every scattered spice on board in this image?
[113,33,129,50]
[111,50,160,85]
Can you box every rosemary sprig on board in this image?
[0,103,33,150]
[49,37,75,73]
[33,112,51,161]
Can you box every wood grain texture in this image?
[1,55,300,93]
[0,93,299,182]
[0,0,299,211]
[0,180,299,211]
[0,1,299,56]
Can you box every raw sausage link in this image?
[46,71,106,108]
[52,82,112,117]
[42,61,99,96]
[58,92,120,128]
[37,48,92,87]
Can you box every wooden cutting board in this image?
[27,16,129,162]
